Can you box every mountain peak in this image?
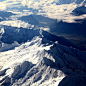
[18,15,39,26]
[0,25,86,86]
[0,25,77,51]
[54,0,85,5]
[0,28,86,85]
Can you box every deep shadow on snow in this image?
[0,25,77,50]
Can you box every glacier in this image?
[0,26,86,86]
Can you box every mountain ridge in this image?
[0,26,86,86]
[0,25,77,51]
[0,1,86,86]
[52,0,85,5]
[0,35,86,86]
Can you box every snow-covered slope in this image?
[0,26,86,86]
[0,25,76,51]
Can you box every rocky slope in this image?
[0,26,86,86]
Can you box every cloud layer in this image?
[0,0,86,23]
[0,20,34,29]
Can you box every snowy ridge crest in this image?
[0,25,86,86]
[0,25,75,52]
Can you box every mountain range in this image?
[0,26,86,86]
[0,11,14,22]
[0,0,86,86]
[52,0,85,4]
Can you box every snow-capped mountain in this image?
[52,0,85,4]
[0,25,77,51]
[0,0,86,86]
[18,15,39,26]
[0,26,86,86]
[0,11,14,22]
[72,6,86,16]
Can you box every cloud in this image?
[21,0,27,6]
[20,0,86,23]
[40,27,50,32]
[0,20,34,29]
[0,2,7,10]
[0,0,86,23]
[0,0,21,11]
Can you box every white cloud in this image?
[21,0,27,6]
[0,20,34,28]
[39,27,50,32]
[0,2,7,10]
[20,0,85,23]
[0,0,86,23]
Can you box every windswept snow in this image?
[0,0,86,86]
[0,41,20,52]
[0,27,86,86]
